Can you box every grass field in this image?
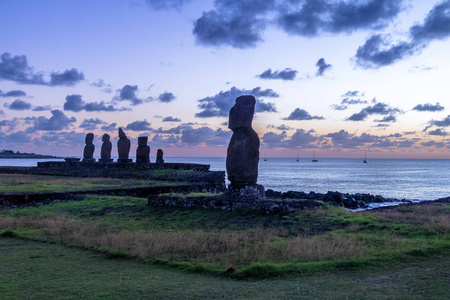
[0,175,449,298]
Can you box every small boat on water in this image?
[312,151,318,162]
[296,152,299,162]
[264,152,267,161]
[363,151,368,163]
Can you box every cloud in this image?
[326,130,377,148]
[413,102,445,112]
[428,128,447,136]
[32,110,76,131]
[64,94,125,112]
[152,134,181,147]
[0,109,4,116]
[257,68,298,80]
[346,102,401,121]
[193,0,274,49]
[355,1,450,68]
[261,131,287,148]
[125,120,152,131]
[181,126,215,145]
[195,86,279,118]
[429,115,450,127]
[90,79,112,93]
[4,99,32,111]
[115,85,151,106]
[331,91,370,110]
[267,124,293,131]
[193,0,403,49]
[285,129,319,148]
[158,92,176,102]
[101,123,117,132]
[315,58,331,76]
[375,115,397,123]
[283,108,324,120]
[32,106,52,112]
[3,131,30,143]
[0,52,84,86]
[162,116,181,122]
[79,118,107,130]
[49,68,84,86]
[145,0,192,10]
[0,89,26,97]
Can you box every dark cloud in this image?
[356,1,450,68]
[181,126,215,145]
[196,86,279,118]
[79,118,107,130]
[125,120,152,131]
[257,68,298,80]
[0,52,84,86]
[429,115,450,127]
[326,130,377,148]
[193,0,275,48]
[158,92,176,102]
[4,99,31,111]
[285,129,319,148]
[412,102,445,112]
[49,68,84,86]
[346,102,401,121]
[153,125,183,134]
[261,131,287,148]
[428,128,447,136]
[32,106,52,112]
[315,58,331,76]
[162,116,181,122]
[0,89,26,97]
[283,108,324,120]
[33,110,76,131]
[3,131,30,143]
[145,0,192,10]
[116,85,151,106]
[278,0,402,37]
[152,134,181,147]
[0,109,4,116]
[101,123,117,132]
[375,115,397,123]
[64,94,125,112]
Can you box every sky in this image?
[0,0,449,159]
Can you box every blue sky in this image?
[1,0,449,158]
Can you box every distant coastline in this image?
[0,149,61,159]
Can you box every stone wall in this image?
[148,194,322,214]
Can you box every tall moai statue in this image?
[82,133,96,163]
[117,128,132,163]
[226,95,265,199]
[99,133,113,163]
[136,136,150,164]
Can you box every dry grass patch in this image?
[0,214,370,268]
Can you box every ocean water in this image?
[1,157,449,201]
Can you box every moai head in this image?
[102,134,110,142]
[85,133,94,145]
[118,128,127,139]
[138,136,148,146]
[228,95,256,131]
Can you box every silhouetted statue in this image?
[99,133,113,163]
[82,133,95,162]
[117,128,131,163]
[226,95,264,199]
[136,136,150,164]
[156,149,164,164]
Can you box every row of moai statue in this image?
[83,128,164,164]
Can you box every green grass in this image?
[1,237,448,299]
[0,174,186,195]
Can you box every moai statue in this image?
[82,133,96,163]
[226,95,265,199]
[117,128,131,163]
[136,136,150,164]
[99,134,113,163]
[156,149,164,164]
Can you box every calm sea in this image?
[1,157,449,201]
